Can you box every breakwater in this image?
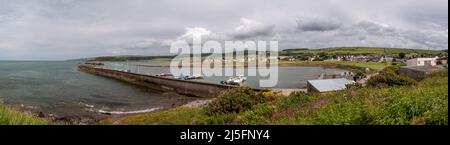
[78,65,267,97]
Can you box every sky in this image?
[0,0,448,60]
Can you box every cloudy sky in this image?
[0,0,448,60]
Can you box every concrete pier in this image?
[78,65,267,98]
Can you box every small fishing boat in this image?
[115,69,131,72]
[156,73,173,77]
[190,74,204,79]
[174,75,189,80]
[175,74,204,80]
[220,75,247,86]
[234,75,247,82]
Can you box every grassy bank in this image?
[104,70,448,125]
[271,71,448,125]
[0,103,48,125]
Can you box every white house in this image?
[406,57,438,67]
[306,78,355,93]
[379,56,394,62]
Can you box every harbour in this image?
[0,60,347,123]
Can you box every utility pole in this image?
[428,48,431,57]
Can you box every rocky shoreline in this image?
[11,98,213,125]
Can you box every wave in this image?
[97,107,162,115]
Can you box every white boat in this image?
[174,75,189,80]
[235,75,247,82]
[115,69,131,72]
[190,74,204,79]
[220,75,247,86]
[174,74,204,80]
[156,73,173,77]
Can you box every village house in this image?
[437,57,448,66]
[338,55,355,61]
[306,78,355,93]
[399,66,443,80]
[279,56,296,61]
[406,57,438,67]
[400,56,446,79]
[351,55,367,62]
[379,56,395,62]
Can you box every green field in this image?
[279,60,392,71]
[102,70,448,125]
[281,47,447,56]
[87,47,447,62]
[0,103,48,125]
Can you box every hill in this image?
[81,47,448,61]
[281,47,448,56]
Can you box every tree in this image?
[399,52,406,59]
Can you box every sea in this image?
[0,60,346,123]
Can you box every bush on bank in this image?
[204,88,276,115]
[0,103,48,125]
[367,71,417,87]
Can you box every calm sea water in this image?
[102,61,347,88]
[0,60,346,120]
[0,61,196,120]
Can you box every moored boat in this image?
[220,75,247,86]
[174,74,204,80]
[156,73,173,77]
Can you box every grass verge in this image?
[103,70,447,125]
[0,103,48,125]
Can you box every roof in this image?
[401,66,443,73]
[410,57,437,61]
[307,78,354,92]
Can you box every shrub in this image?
[279,92,317,109]
[383,66,401,74]
[399,52,406,59]
[346,83,363,89]
[236,104,278,125]
[428,70,449,78]
[196,114,237,125]
[0,103,48,125]
[367,71,417,87]
[355,71,366,79]
[311,101,374,125]
[205,88,275,115]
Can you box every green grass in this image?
[279,61,392,71]
[0,103,48,125]
[272,70,448,125]
[109,70,447,125]
[110,107,203,125]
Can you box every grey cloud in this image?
[352,21,448,49]
[283,19,448,50]
[355,21,397,36]
[119,39,162,50]
[0,0,447,60]
[296,17,342,32]
[232,18,276,39]
[168,18,276,45]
